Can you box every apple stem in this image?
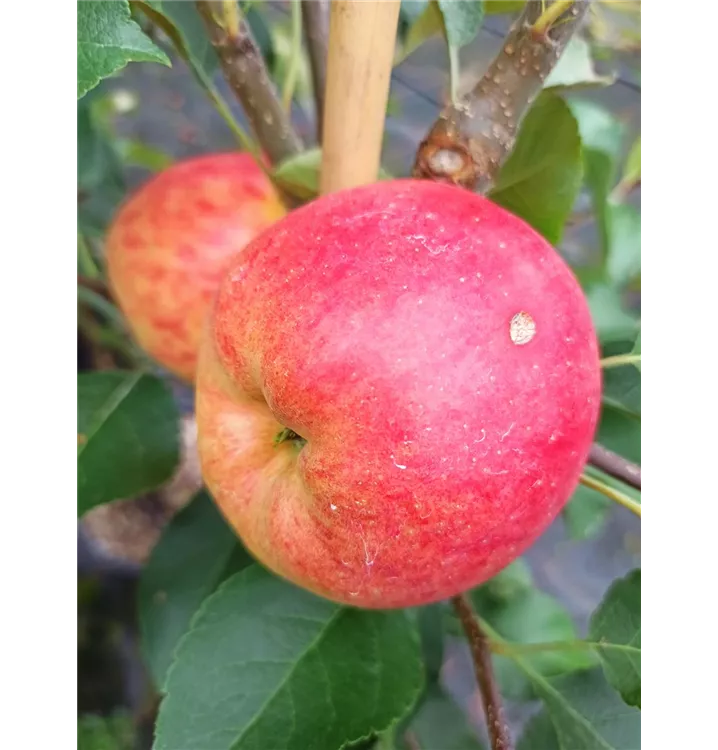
[195,0,303,167]
[301,0,330,144]
[452,594,514,750]
[412,0,591,192]
[274,427,307,448]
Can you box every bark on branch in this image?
[302,0,330,143]
[588,443,641,490]
[413,0,591,193]
[195,0,302,166]
[452,594,513,750]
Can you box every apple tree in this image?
[77,2,640,749]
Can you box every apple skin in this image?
[196,179,601,609]
[105,153,286,382]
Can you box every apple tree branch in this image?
[302,0,330,143]
[588,444,641,490]
[195,0,303,166]
[452,594,514,750]
[413,0,591,193]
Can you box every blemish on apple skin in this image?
[510,311,536,345]
[499,423,515,441]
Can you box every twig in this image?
[413,0,591,192]
[580,472,641,518]
[451,594,513,750]
[588,443,641,490]
[302,0,330,142]
[195,0,302,166]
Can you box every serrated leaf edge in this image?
[157,569,424,750]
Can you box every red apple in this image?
[105,152,286,382]
[196,180,601,608]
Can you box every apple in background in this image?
[196,180,601,609]
[105,152,286,382]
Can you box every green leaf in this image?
[517,710,559,750]
[605,202,641,288]
[402,684,486,750]
[482,558,533,601]
[273,148,393,200]
[437,0,485,49]
[569,99,625,161]
[269,13,312,100]
[78,712,135,750]
[602,340,641,417]
[518,668,640,749]
[485,1,525,14]
[583,284,640,345]
[77,100,123,192]
[155,566,424,750]
[631,330,641,371]
[78,372,180,516]
[399,0,431,27]
[138,491,253,690]
[568,100,626,261]
[597,405,640,465]
[395,1,444,64]
[138,0,218,74]
[436,1,484,99]
[77,0,169,99]
[563,482,612,540]
[116,139,174,172]
[78,98,127,236]
[490,92,583,245]
[415,603,446,681]
[471,576,596,700]
[545,37,615,91]
[589,570,641,708]
[620,136,641,187]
